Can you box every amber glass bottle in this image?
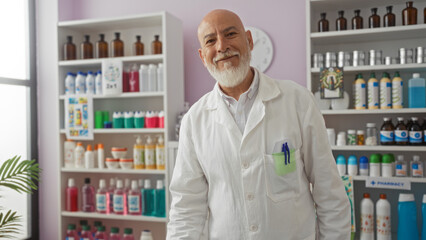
[318,13,329,32]
[151,35,162,54]
[81,35,93,59]
[402,1,417,25]
[112,32,124,57]
[336,10,347,31]
[64,36,76,60]
[96,34,108,58]
[369,8,380,28]
[352,10,363,29]
[133,35,144,55]
[384,6,396,27]
[424,7,426,23]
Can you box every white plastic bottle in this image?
[84,144,95,169]
[360,193,374,240]
[97,143,105,169]
[95,70,102,95]
[139,64,149,92]
[395,155,408,177]
[392,71,403,109]
[157,63,164,92]
[411,155,424,177]
[156,135,165,170]
[354,73,366,109]
[145,136,156,169]
[367,72,379,109]
[85,71,95,94]
[75,72,86,94]
[65,72,76,95]
[140,230,154,240]
[64,139,76,168]
[148,64,157,92]
[376,194,391,240]
[74,142,85,168]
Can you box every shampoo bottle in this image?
[145,136,156,169]
[142,179,155,216]
[360,193,374,240]
[134,136,145,169]
[376,194,391,240]
[156,135,165,170]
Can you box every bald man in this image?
[167,9,351,240]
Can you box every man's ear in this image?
[246,30,254,51]
[198,48,206,67]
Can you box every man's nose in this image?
[216,36,229,53]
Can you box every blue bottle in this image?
[408,73,426,108]
[398,193,420,240]
[142,179,155,216]
[422,194,426,240]
[154,179,166,217]
[336,155,346,176]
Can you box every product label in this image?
[395,130,408,142]
[134,148,145,169]
[145,149,156,169]
[379,82,392,108]
[380,131,394,143]
[411,163,423,177]
[354,83,366,109]
[66,238,74,240]
[359,162,368,170]
[395,164,407,176]
[392,80,403,107]
[156,148,165,168]
[96,193,107,211]
[409,131,422,143]
[128,195,140,213]
[376,214,391,236]
[113,195,124,212]
[367,81,379,108]
[360,213,374,233]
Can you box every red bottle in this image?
[80,225,94,240]
[123,67,130,92]
[94,226,109,240]
[65,178,78,211]
[65,224,79,239]
[129,64,140,92]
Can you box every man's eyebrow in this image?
[203,26,239,41]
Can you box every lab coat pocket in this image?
[264,150,300,202]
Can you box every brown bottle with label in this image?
[151,35,162,54]
[380,117,395,145]
[424,7,426,23]
[402,1,417,25]
[318,13,329,32]
[81,35,93,59]
[112,32,124,57]
[336,10,347,31]
[395,117,408,145]
[64,36,76,60]
[369,8,380,28]
[352,10,363,29]
[409,117,423,145]
[384,6,396,27]
[133,35,144,55]
[96,34,108,58]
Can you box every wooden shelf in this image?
[331,145,426,152]
[61,168,165,174]
[321,108,426,115]
[61,211,167,222]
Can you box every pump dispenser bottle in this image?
[145,136,156,169]
[134,136,145,169]
[156,135,165,170]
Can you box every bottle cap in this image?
[336,155,346,165]
[142,230,152,236]
[157,179,164,189]
[382,154,394,163]
[369,72,376,78]
[359,156,368,164]
[157,135,164,145]
[67,224,76,230]
[68,178,75,187]
[99,179,106,189]
[131,180,138,190]
[140,64,148,70]
[94,221,102,227]
[149,63,157,68]
[97,225,105,232]
[354,9,360,14]
[86,144,92,151]
[399,193,414,202]
[84,178,90,184]
[125,178,130,188]
[348,129,356,134]
[371,7,378,13]
[411,117,418,121]
[397,155,404,161]
[80,220,88,226]
[144,179,152,189]
[116,179,123,188]
[380,194,387,199]
[124,228,133,234]
[88,71,93,75]
[382,72,390,78]
[77,142,83,146]
[363,193,370,198]
[423,194,426,203]
[383,117,390,121]
[369,154,381,163]
[397,117,404,121]
[82,225,90,231]
[97,70,102,74]
[146,135,153,144]
[124,111,134,118]
[320,12,326,17]
[413,155,420,161]
[114,32,120,37]
[356,130,365,135]
[348,155,357,165]
[366,123,376,127]
[98,143,104,149]
[394,71,400,78]
[158,63,163,68]
[413,73,420,78]
[110,227,119,233]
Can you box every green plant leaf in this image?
[0,156,41,194]
[0,210,21,239]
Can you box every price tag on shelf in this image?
[365,177,411,190]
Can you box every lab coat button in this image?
[250,225,258,232]
[242,162,249,169]
[247,193,254,200]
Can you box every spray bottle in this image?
[156,135,165,170]
[145,136,156,169]
[134,136,145,169]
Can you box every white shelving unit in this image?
[57,12,184,239]
[307,1,426,239]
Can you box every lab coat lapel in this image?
[210,86,242,138]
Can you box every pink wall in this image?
[59,0,307,104]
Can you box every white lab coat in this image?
[167,71,351,240]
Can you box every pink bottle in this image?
[65,223,79,240]
[77,220,88,236]
[96,179,109,214]
[128,180,141,215]
[113,179,126,215]
[123,67,130,92]
[109,227,121,240]
[92,221,102,237]
[65,178,78,212]
[94,225,108,240]
[108,178,116,213]
[129,64,140,92]
[80,225,94,240]
[123,228,135,240]
[81,178,95,212]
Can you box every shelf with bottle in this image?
[60,128,165,134]
[311,63,426,74]
[62,211,167,222]
[349,175,426,183]
[321,108,426,115]
[331,145,426,151]
[61,168,166,174]
[59,54,164,67]
[59,92,164,100]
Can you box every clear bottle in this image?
[367,72,379,109]
[110,227,122,240]
[142,179,155,216]
[123,228,135,240]
[411,155,424,177]
[113,179,126,215]
[74,142,85,168]
[336,10,347,31]
[112,32,124,57]
[318,12,329,32]
[402,1,417,25]
[94,225,108,240]
[128,180,141,215]
[96,33,108,58]
[133,35,144,56]
[65,223,79,239]
[154,180,166,217]
[369,8,380,28]
[395,117,409,145]
[148,64,158,92]
[129,63,140,92]
[352,9,363,29]
[354,73,366,110]
[65,178,78,212]
[376,194,391,240]
[395,155,408,177]
[384,6,396,27]
[392,71,403,109]
[409,117,423,145]
[96,179,109,214]
[81,35,93,59]
[80,225,94,240]
[64,36,76,60]
[151,35,162,54]
[360,193,374,240]
[366,123,378,146]
[81,177,95,212]
[380,117,395,145]
[380,72,392,109]
[139,64,149,92]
